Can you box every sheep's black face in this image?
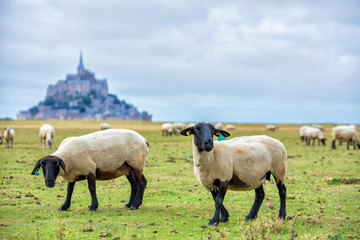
[181,123,231,152]
[31,156,67,188]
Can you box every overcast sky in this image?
[1,0,359,123]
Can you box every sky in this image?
[0,0,359,124]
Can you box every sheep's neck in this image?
[192,138,213,167]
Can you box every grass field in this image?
[0,120,359,239]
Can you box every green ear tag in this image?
[35,169,39,176]
[218,133,226,141]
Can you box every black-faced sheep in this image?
[331,126,360,150]
[266,125,279,132]
[31,129,149,211]
[304,126,326,146]
[39,124,55,149]
[181,123,287,226]
[4,127,15,148]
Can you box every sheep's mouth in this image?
[204,143,214,152]
[45,181,55,188]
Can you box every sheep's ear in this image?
[31,159,42,175]
[180,127,194,136]
[214,129,230,137]
[56,158,67,174]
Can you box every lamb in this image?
[162,123,175,136]
[181,122,287,225]
[266,125,279,132]
[31,129,149,211]
[331,126,360,150]
[303,126,326,146]
[100,123,112,130]
[39,124,55,149]
[299,125,310,142]
[4,127,15,148]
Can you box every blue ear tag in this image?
[35,169,40,176]
[218,132,226,141]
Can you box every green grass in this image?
[0,120,359,239]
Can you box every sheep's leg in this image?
[312,138,315,146]
[59,182,76,211]
[209,181,228,226]
[87,173,98,211]
[128,170,147,210]
[332,140,337,149]
[11,139,13,148]
[124,173,137,208]
[245,185,265,221]
[276,181,287,219]
[347,141,350,150]
[210,189,229,223]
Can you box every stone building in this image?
[17,52,152,121]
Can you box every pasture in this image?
[0,120,359,239]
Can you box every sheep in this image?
[331,126,360,150]
[299,125,310,142]
[100,123,112,130]
[4,127,15,148]
[226,124,236,130]
[311,124,324,132]
[31,129,149,211]
[173,122,187,135]
[181,122,287,225]
[162,123,175,136]
[266,125,279,132]
[303,126,326,146]
[215,123,223,130]
[39,124,55,149]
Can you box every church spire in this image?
[78,50,85,72]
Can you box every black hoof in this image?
[59,205,69,211]
[245,215,256,221]
[208,219,219,226]
[220,217,229,223]
[88,206,98,211]
[130,205,139,210]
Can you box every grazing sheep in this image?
[299,125,310,142]
[331,126,360,150]
[4,128,15,148]
[39,124,55,149]
[226,124,236,130]
[311,124,324,132]
[0,132,3,145]
[173,122,187,135]
[100,123,112,130]
[266,125,279,132]
[31,129,149,211]
[304,126,326,146]
[215,123,223,130]
[162,123,175,136]
[181,123,287,225]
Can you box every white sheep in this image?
[4,127,15,148]
[31,129,149,211]
[226,124,236,130]
[100,123,112,130]
[299,125,310,142]
[173,122,187,134]
[39,124,55,149]
[215,123,223,129]
[181,123,287,225]
[162,123,175,136]
[331,126,360,150]
[303,126,326,146]
[266,125,279,132]
[311,124,324,132]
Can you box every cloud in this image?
[0,0,359,123]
